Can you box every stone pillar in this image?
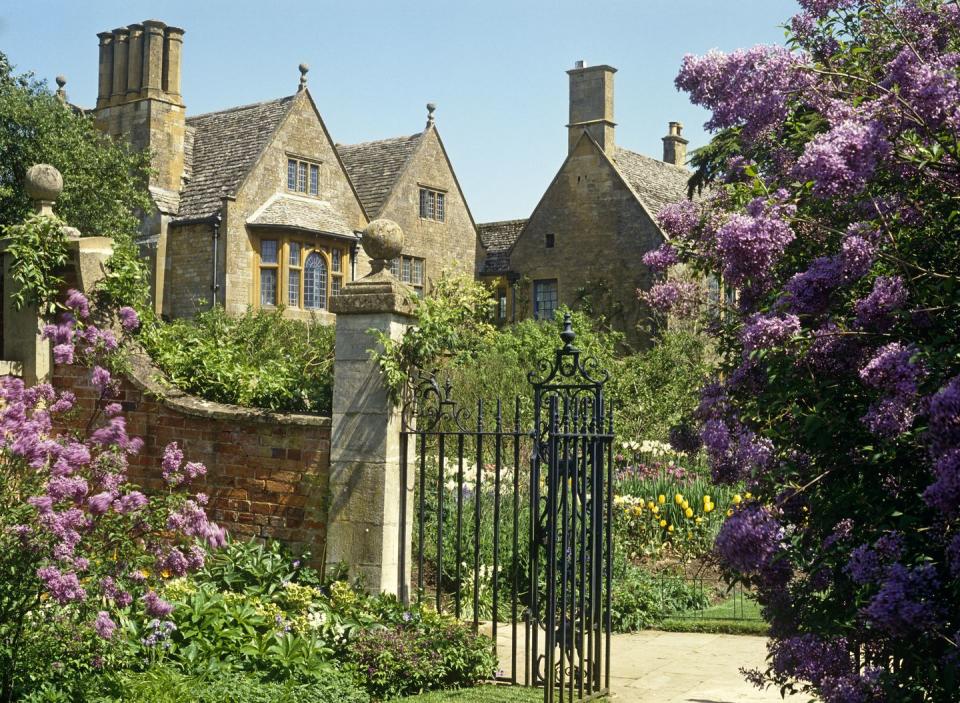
[142,20,166,98]
[1,165,114,385]
[96,32,114,109]
[326,219,416,595]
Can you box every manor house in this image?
[92,20,478,320]
[89,21,692,343]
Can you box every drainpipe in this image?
[210,211,222,308]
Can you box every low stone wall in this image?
[51,352,331,566]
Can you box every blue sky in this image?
[1,0,799,222]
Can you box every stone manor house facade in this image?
[90,20,690,344]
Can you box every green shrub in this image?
[609,566,708,633]
[90,667,369,703]
[347,609,497,699]
[139,306,334,413]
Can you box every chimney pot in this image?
[575,59,585,69]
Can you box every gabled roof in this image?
[337,133,423,216]
[611,146,692,219]
[247,193,356,239]
[477,219,527,275]
[176,96,297,220]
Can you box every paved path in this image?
[490,626,787,703]
[607,631,784,702]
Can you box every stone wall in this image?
[377,127,478,285]
[509,136,663,347]
[163,221,218,318]
[51,353,332,565]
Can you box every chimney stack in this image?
[94,20,186,194]
[662,121,688,167]
[567,61,617,155]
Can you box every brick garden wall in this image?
[51,354,331,566]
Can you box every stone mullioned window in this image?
[418,187,445,222]
[257,236,348,310]
[287,157,320,196]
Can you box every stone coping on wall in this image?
[125,347,331,427]
[0,360,24,376]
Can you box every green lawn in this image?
[658,592,768,635]
[399,685,543,702]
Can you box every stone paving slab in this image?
[489,626,793,703]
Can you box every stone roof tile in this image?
[477,219,527,275]
[337,133,423,216]
[246,193,356,239]
[612,146,692,219]
[176,96,296,220]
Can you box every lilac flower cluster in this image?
[885,44,960,132]
[161,442,207,487]
[714,503,789,587]
[924,376,960,517]
[715,207,795,290]
[656,200,700,241]
[769,635,852,689]
[858,343,925,437]
[862,563,940,634]
[853,276,907,331]
[639,280,700,316]
[675,45,810,138]
[797,0,855,18]
[641,243,679,273]
[702,419,774,484]
[795,120,890,198]
[740,313,801,352]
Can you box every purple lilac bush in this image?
[663,1,960,700]
[0,291,225,699]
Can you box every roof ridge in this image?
[337,132,423,149]
[479,218,528,226]
[186,94,296,122]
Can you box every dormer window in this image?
[419,187,445,222]
[287,157,320,196]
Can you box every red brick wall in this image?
[52,360,331,566]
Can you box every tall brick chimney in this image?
[567,60,617,156]
[662,121,688,167]
[94,20,186,194]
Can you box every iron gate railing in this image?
[398,315,614,703]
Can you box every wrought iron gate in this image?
[399,315,614,702]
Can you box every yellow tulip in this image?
[682,500,689,510]
[695,517,703,524]
[674,493,683,505]
[632,506,643,516]
[745,492,753,499]
[705,503,714,513]
[703,495,711,503]
[667,524,674,533]
[647,501,655,510]
[658,494,666,504]
[652,506,659,514]
[659,519,667,528]
[684,507,693,518]
[727,509,734,517]
[732,494,742,505]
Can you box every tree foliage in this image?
[660,1,960,700]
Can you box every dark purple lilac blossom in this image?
[862,563,940,634]
[93,611,116,640]
[714,503,788,585]
[741,313,801,352]
[853,275,908,330]
[715,209,795,290]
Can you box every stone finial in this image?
[426,102,436,128]
[25,164,63,216]
[361,218,404,273]
[55,75,67,103]
[298,63,310,92]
